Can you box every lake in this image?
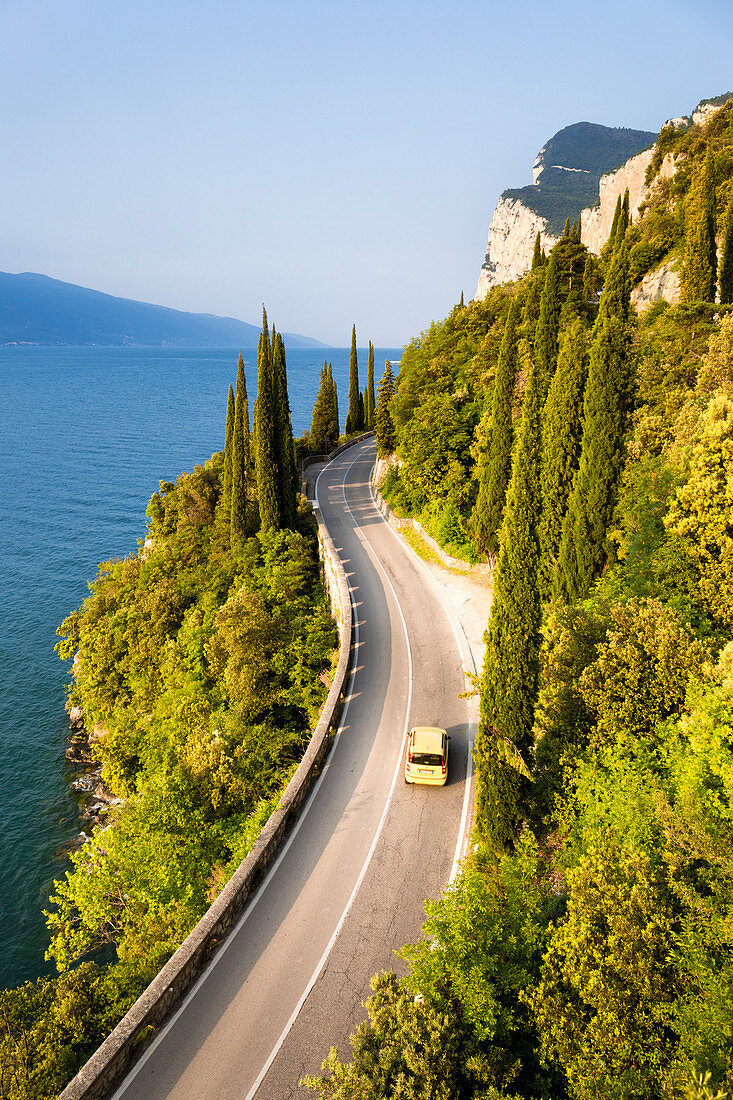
[0,343,401,990]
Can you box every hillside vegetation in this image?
[310,102,733,1100]
[0,315,337,1099]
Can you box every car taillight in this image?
[440,756,445,771]
[408,752,413,764]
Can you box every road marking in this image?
[111,443,381,1099]
[243,443,414,1100]
[449,740,473,884]
[367,474,477,882]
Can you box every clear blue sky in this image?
[1,0,732,345]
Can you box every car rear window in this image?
[411,752,442,766]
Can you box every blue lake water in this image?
[0,343,400,990]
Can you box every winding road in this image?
[111,437,476,1100]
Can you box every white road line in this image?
[367,474,477,882]
[244,444,414,1100]
[112,444,374,1099]
[449,741,473,884]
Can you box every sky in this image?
[1,0,733,346]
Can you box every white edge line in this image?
[243,443,414,1100]
[367,475,477,884]
[449,741,473,884]
[112,444,369,1098]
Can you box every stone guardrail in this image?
[300,431,374,474]
[370,472,492,578]
[59,462,357,1100]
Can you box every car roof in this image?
[410,726,446,752]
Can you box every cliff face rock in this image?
[475,121,656,298]
[475,198,560,300]
[580,147,656,254]
[631,261,681,310]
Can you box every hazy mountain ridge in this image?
[0,271,328,349]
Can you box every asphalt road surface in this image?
[112,437,474,1100]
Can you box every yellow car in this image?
[404,726,449,786]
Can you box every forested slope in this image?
[308,101,733,1100]
[0,316,337,1099]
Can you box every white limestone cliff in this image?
[475,197,559,300]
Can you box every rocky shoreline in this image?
[65,704,122,838]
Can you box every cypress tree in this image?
[583,254,595,308]
[221,383,235,521]
[328,364,340,440]
[272,331,298,528]
[554,243,633,601]
[562,217,571,239]
[470,298,520,558]
[311,363,331,451]
[357,391,365,432]
[607,196,622,253]
[230,378,247,544]
[345,324,360,434]
[475,336,543,848]
[621,187,630,232]
[681,148,717,303]
[459,290,465,307]
[366,341,376,428]
[534,248,562,404]
[719,192,733,304]
[531,232,543,272]
[375,361,396,457]
[236,351,250,491]
[253,308,281,531]
[538,318,588,593]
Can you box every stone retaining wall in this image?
[58,503,354,1100]
[370,475,491,578]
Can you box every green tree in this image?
[475,340,543,848]
[665,393,733,628]
[375,361,396,457]
[310,363,333,451]
[538,318,588,590]
[345,324,361,434]
[534,248,562,404]
[253,308,281,531]
[272,331,298,528]
[531,844,678,1100]
[555,242,633,601]
[681,147,717,303]
[327,363,340,441]
[230,367,248,543]
[531,232,543,271]
[718,192,733,304]
[237,352,251,491]
[470,298,520,558]
[220,383,235,522]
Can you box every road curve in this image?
[111,438,474,1100]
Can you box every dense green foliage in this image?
[0,337,336,1097]
[374,360,397,458]
[345,324,361,435]
[470,299,520,557]
[502,122,655,235]
[315,101,733,1100]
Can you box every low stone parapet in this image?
[58,469,355,1100]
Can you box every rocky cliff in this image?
[476,121,656,298]
[475,98,731,304]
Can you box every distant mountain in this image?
[475,121,657,297]
[0,271,328,349]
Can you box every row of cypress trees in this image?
[221,308,299,540]
[474,225,634,846]
[681,146,733,303]
[310,327,378,449]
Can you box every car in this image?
[404,726,449,786]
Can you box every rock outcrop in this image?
[475,198,560,300]
[475,121,656,298]
[475,99,729,303]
